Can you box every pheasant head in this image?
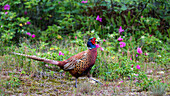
[87,37,96,49]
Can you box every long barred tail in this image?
[12,52,59,65]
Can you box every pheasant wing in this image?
[63,51,87,70]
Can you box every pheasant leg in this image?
[75,78,78,88]
[89,77,103,85]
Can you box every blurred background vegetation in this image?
[0,0,169,45]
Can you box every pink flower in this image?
[136,54,138,57]
[119,42,126,48]
[130,58,132,60]
[5,12,8,15]
[96,15,102,22]
[119,26,124,33]
[118,36,123,41]
[45,64,48,67]
[81,0,88,3]
[150,35,152,37]
[134,77,138,82]
[137,47,142,54]
[75,36,77,39]
[145,53,148,56]
[135,74,139,76]
[120,81,123,83]
[24,11,27,15]
[4,4,10,10]
[58,1,61,4]
[59,51,64,56]
[103,39,106,42]
[131,65,133,67]
[62,73,65,76]
[161,80,164,83]
[84,0,88,3]
[26,32,32,36]
[26,21,31,25]
[100,47,104,51]
[136,65,140,69]
[128,77,131,79]
[141,16,143,18]
[95,44,100,48]
[31,34,35,38]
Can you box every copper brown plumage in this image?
[12,37,102,88]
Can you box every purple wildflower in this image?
[26,21,31,25]
[96,15,102,22]
[4,4,10,10]
[137,47,142,54]
[118,36,123,41]
[119,26,124,33]
[119,42,126,48]
[59,51,64,56]
[31,34,35,38]
[26,32,32,36]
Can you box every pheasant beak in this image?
[91,38,96,45]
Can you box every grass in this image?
[0,38,169,95]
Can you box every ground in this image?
[0,55,169,96]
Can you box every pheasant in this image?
[12,37,102,88]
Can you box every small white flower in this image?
[149,70,153,73]
[118,49,121,52]
[110,34,113,37]
[145,53,149,56]
[1,25,3,27]
[97,37,100,39]
[37,53,40,56]
[57,26,61,29]
[91,30,95,33]
[159,41,162,43]
[157,71,164,74]
[141,36,145,38]
[158,55,161,57]
[146,19,150,22]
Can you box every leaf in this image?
[121,5,127,11]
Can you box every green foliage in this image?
[3,75,21,88]
[149,81,167,96]
[40,24,62,42]
[1,0,169,45]
[0,1,33,45]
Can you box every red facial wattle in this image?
[91,38,96,45]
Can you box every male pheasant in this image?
[12,37,102,88]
